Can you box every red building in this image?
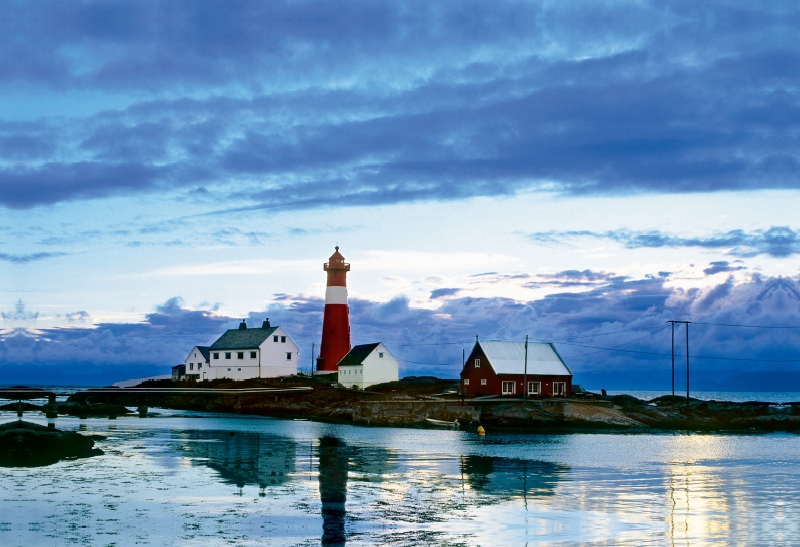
[460,340,573,398]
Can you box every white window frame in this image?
[250,351,257,359]
[528,382,541,395]
[286,352,292,360]
[480,378,487,386]
[463,379,470,386]
[237,352,244,360]
[502,381,515,395]
[475,359,480,368]
[553,382,566,396]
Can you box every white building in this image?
[337,342,399,389]
[183,346,211,380]
[202,319,299,381]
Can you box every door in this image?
[553,382,566,397]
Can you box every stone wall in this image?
[353,400,480,425]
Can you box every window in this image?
[213,353,219,359]
[194,352,197,358]
[463,379,470,385]
[225,352,231,359]
[475,359,480,368]
[553,382,566,396]
[189,363,194,370]
[286,352,292,360]
[250,351,257,359]
[237,368,241,371]
[480,379,487,386]
[227,368,231,371]
[528,382,541,395]
[502,381,515,395]
[379,352,384,358]
[274,335,278,342]
[198,364,202,369]
[237,352,244,359]
[281,336,286,343]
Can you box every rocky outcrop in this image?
[0,421,103,467]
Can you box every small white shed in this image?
[336,342,399,389]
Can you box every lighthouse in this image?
[317,246,351,373]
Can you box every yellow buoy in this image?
[477,426,485,436]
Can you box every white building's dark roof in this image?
[210,327,278,350]
[477,341,572,376]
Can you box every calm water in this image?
[603,390,800,404]
[1,409,799,546]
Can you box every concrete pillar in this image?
[17,402,23,418]
[137,406,148,417]
[78,395,89,420]
[45,394,58,419]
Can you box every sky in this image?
[1,0,799,388]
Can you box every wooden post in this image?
[523,335,528,404]
[461,348,465,405]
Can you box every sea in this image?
[1,390,800,546]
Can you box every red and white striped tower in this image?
[316,246,351,373]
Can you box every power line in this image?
[558,340,800,363]
[557,326,669,358]
[692,321,800,329]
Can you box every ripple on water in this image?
[0,411,799,546]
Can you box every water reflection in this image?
[180,430,296,489]
[318,436,349,546]
[461,455,568,500]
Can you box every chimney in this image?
[262,318,271,329]
[239,319,247,330]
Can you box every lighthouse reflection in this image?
[180,430,296,490]
[318,436,349,546]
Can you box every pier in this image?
[0,386,314,420]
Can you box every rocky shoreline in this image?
[42,376,800,433]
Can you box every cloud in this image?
[0,1,798,209]
[0,251,67,263]
[703,261,746,275]
[7,270,800,389]
[528,226,800,258]
[1,299,39,322]
[430,288,460,299]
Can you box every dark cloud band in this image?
[529,226,800,258]
[0,1,798,209]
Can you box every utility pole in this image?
[686,322,690,406]
[461,348,465,405]
[523,335,529,404]
[671,321,675,396]
[311,342,314,376]
[667,321,691,404]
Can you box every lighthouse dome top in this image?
[324,246,350,272]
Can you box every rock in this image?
[0,420,103,467]
[58,402,134,417]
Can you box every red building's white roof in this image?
[478,340,572,376]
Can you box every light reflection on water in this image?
[0,410,799,546]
